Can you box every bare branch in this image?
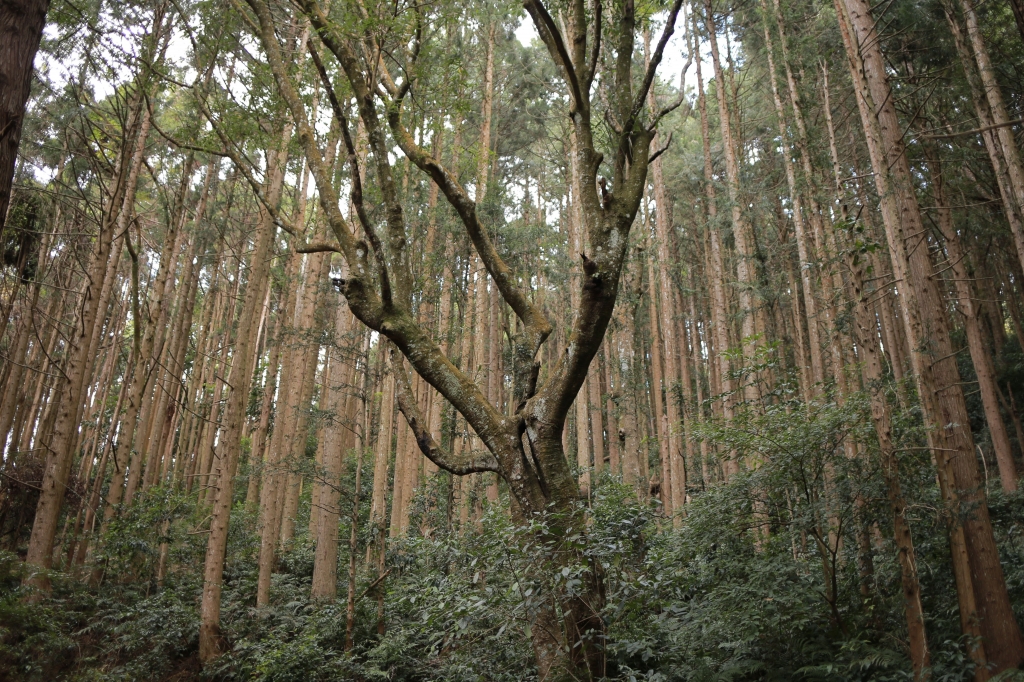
[307,38,393,306]
[295,241,343,254]
[627,0,685,130]
[386,111,553,348]
[299,0,411,303]
[921,117,1024,140]
[649,58,694,130]
[523,0,585,114]
[394,5,422,106]
[390,348,500,475]
[585,0,602,88]
[649,131,674,164]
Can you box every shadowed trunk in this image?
[0,0,50,230]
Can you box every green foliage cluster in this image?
[4,388,1024,681]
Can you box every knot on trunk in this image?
[581,254,601,291]
[598,176,612,209]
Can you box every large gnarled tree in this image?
[215,0,686,677]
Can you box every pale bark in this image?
[695,36,736,476]
[600,343,619,476]
[645,236,671,510]
[705,0,760,411]
[367,358,394,563]
[279,250,330,547]
[389,406,410,535]
[567,131,594,496]
[476,22,496,204]
[687,292,712,487]
[199,121,290,660]
[62,313,123,568]
[179,258,223,490]
[762,16,825,390]
[649,127,685,512]
[247,303,282,509]
[255,250,303,606]
[311,303,356,599]
[136,163,195,489]
[24,90,151,585]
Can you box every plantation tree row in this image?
[1,0,1024,679]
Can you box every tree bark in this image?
[943,3,1024,280]
[924,143,1018,492]
[705,0,760,415]
[0,0,50,230]
[23,88,149,588]
[761,14,825,390]
[279,249,329,547]
[312,302,356,599]
[649,126,685,513]
[695,33,736,476]
[198,121,290,662]
[955,0,1024,274]
[836,0,1024,670]
[839,139,933,681]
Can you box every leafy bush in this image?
[4,390,1024,681]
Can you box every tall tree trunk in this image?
[695,33,736,476]
[705,0,760,414]
[955,0,1024,274]
[0,286,38,458]
[254,249,303,604]
[278,275,324,546]
[476,22,495,203]
[943,3,1024,279]
[836,0,1024,670]
[761,13,825,390]
[645,235,671,510]
[688,292,712,487]
[311,303,355,599]
[367,354,394,633]
[23,91,150,588]
[247,301,282,509]
[62,315,123,568]
[924,143,1018,492]
[648,84,685,511]
[198,121,290,662]
[833,110,932,679]
[0,0,50,230]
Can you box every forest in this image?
[1,0,1024,679]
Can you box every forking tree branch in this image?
[239,0,373,302]
[243,0,519,480]
[296,0,413,305]
[384,109,554,351]
[243,0,679,517]
[307,38,393,307]
[626,0,686,133]
[523,0,585,115]
[390,344,500,475]
[298,0,554,354]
